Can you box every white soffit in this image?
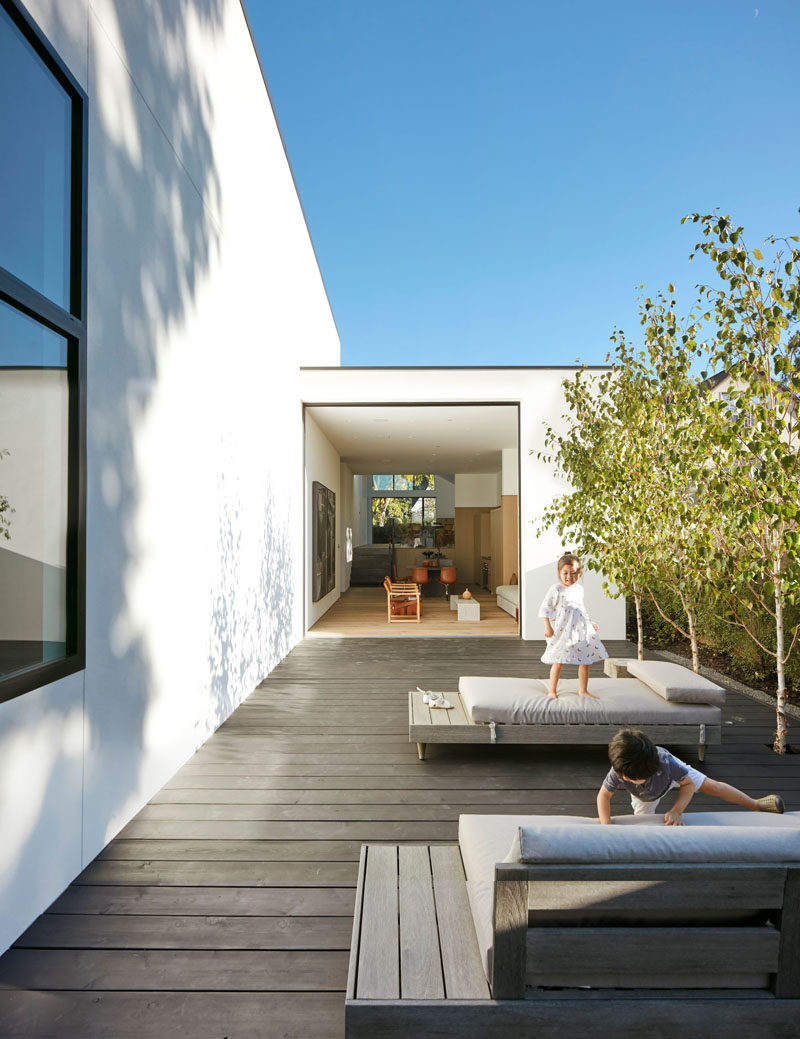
[306,404,518,475]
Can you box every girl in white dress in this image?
[538,552,608,698]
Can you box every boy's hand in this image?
[543,622,554,639]
[664,810,684,826]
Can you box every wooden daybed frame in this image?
[408,688,720,762]
[346,841,800,1038]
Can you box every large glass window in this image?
[371,474,435,491]
[0,4,72,310]
[371,496,437,547]
[0,0,86,702]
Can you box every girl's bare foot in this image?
[578,690,598,699]
[547,689,558,699]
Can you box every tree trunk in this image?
[687,607,699,674]
[634,592,644,660]
[675,588,699,673]
[773,561,788,754]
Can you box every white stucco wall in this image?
[0,0,339,955]
[299,368,625,642]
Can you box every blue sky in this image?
[246,1,800,367]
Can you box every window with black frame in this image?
[0,0,86,701]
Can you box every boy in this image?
[597,728,785,825]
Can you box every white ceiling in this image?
[306,404,519,474]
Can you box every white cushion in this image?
[459,811,800,885]
[495,585,519,603]
[627,659,726,705]
[458,675,721,725]
[518,819,800,863]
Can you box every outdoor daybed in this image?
[495,583,519,620]
[345,811,800,1038]
[409,658,726,760]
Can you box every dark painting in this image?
[312,481,336,602]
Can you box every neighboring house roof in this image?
[699,369,730,393]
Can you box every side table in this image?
[457,600,480,622]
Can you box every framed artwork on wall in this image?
[312,481,336,602]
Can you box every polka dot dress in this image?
[538,582,608,665]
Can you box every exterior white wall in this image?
[0,0,339,956]
[305,412,342,628]
[455,472,501,507]
[299,368,625,642]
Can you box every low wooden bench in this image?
[408,688,720,761]
[346,842,800,1038]
[345,844,490,1037]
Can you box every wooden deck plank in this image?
[15,914,353,950]
[2,637,799,1039]
[49,885,355,915]
[398,846,444,998]
[0,992,344,1039]
[355,845,399,999]
[0,949,348,990]
[429,845,490,999]
[73,860,359,887]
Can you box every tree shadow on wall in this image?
[0,0,236,993]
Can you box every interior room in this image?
[304,404,520,637]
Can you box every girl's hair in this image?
[557,552,582,576]
[608,729,659,779]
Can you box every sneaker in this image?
[756,794,785,814]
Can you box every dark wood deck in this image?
[2,638,799,1037]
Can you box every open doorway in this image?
[304,403,520,638]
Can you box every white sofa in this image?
[459,810,800,996]
[495,583,518,619]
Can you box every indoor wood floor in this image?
[1,638,799,1038]
[307,584,519,637]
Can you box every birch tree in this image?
[685,212,800,752]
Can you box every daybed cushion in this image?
[459,812,800,990]
[518,819,800,863]
[627,658,726,706]
[459,811,800,886]
[458,675,721,725]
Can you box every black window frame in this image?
[0,0,87,704]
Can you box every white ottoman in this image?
[458,600,480,622]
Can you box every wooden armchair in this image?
[383,576,421,623]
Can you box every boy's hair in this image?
[608,729,659,779]
[557,551,582,576]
